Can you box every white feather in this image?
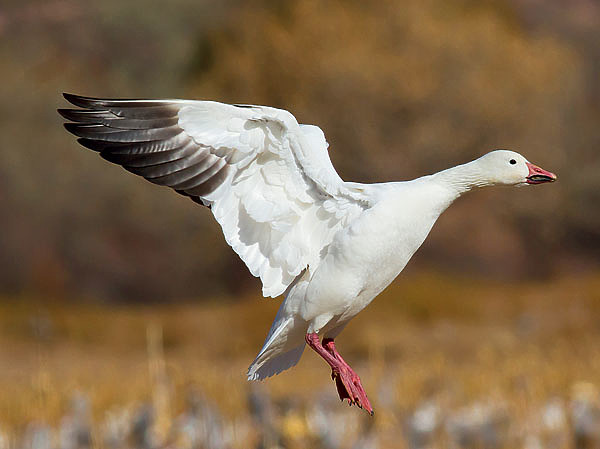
[176,102,369,298]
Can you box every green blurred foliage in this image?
[0,0,598,301]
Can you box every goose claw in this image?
[331,367,373,415]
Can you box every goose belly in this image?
[302,197,440,332]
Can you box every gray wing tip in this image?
[63,122,97,137]
[62,92,100,109]
[61,92,181,110]
[76,137,110,152]
[57,108,71,120]
[63,121,79,134]
[62,92,122,109]
[57,108,86,121]
[63,92,78,101]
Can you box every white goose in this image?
[59,94,557,414]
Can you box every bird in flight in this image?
[59,94,557,414]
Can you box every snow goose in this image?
[59,94,557,414]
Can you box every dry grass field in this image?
[2,272,600,448]
[1,1,599,448]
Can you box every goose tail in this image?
[247,317,305,381]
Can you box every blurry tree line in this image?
[0,0,598,301]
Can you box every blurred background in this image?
[1,0,600,448]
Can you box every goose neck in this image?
[431,160,492,196]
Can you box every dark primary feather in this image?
[64,123,183,141]
[60,93,236,203]
[62,93,179,118]
[58,108,179,129]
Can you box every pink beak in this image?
[526,162,557,184]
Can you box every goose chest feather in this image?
[302,179,457,331]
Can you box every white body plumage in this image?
[248,179,458,379]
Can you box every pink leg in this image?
[305,333,373,415]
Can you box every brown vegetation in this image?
[2,274,600,447]
[0,0,598,300]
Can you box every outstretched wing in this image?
[60,94,370,297]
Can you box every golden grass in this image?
[1,272,600,447]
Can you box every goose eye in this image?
[509,159,516,165]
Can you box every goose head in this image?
[476,150,557,186]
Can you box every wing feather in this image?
[60,94,369,297]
